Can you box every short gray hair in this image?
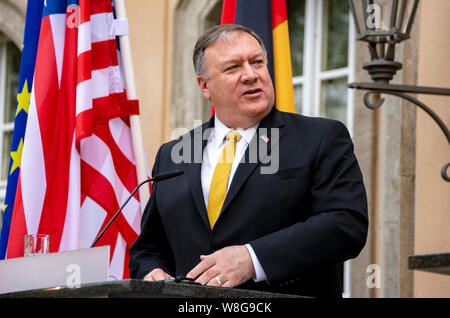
[193,24,267,79]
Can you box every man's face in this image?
[197,31,275,129]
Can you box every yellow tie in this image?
[207,131,242,229]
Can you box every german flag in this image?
[220,0,295,113]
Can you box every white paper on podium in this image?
[0,246,109,294]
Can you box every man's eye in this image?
[253,59,264,64]
[225,65,238,71]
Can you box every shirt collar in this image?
[213,115,259,149]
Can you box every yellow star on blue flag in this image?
[16,80,31,116]
[10,138,24,175]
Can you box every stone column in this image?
[350,11,418,298]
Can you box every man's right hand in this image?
[143,268,174,282]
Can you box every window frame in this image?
[0,36,19,201]
[0,38,8,199]
[292,0,355,137]
[289,0,356,298]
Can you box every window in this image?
[286,0,354,298]
[0,35,21,203]
[287,0,354,133]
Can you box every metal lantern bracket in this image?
[348,81,450,181]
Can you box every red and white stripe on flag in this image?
[7,0,143,280]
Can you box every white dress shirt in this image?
[201,115,267,282]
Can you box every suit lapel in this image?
[186,116,214,230]
[220,107,286,216]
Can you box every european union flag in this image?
[0,0,45,259]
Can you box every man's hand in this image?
[143,268,174,282]
[186,245,255,288]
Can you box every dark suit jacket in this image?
[129,107,368,298]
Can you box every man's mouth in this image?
[242,88,263,96]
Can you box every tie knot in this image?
[226,131,241,143]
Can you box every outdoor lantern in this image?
[348,0,450,181]
[349,0,420,83]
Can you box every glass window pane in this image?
[5,42,21,124]
[320,77,347,124]
[287,0,306,77]
[293,84,302,115]
[322,0,349,71]
[1,131,13,181]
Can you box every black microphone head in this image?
[152,170,184,182]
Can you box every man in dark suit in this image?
[129,24,368,298]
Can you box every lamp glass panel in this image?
[351,0,418,37]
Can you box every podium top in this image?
[0,279,304,298]
[0,246,110,294]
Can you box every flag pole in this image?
[114,0,150,211]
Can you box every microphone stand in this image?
[90,170,183,248]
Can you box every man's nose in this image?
[240,63,258,83]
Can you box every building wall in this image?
[125,0,178,170]
[413,0,450,297]
[0,0,26,48]
[351,40,376,298]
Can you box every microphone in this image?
[151,170,184,182]
[90,170,184,248]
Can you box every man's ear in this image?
[197,76,211,100]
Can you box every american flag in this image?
[5,0,145,280]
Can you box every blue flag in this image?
[0,0,45,259]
